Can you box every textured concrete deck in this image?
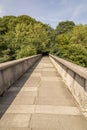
[0,57,87,130]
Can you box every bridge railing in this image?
[50,54,87,113]
[0,54,42,95]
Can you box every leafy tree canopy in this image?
[56,21,75,34]
[0,15,87,67]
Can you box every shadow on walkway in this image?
[0,58,41,119]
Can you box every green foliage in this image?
[51,23,87,67]
[69,25,87,47]
[54,44,87,67]
[0,15,87,67]
[16,45,36,59]
[0,48,15,62]
[0,15,53,63]
[55,21,75,34]
[55,34,69,45]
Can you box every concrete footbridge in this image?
[0,54,87,130]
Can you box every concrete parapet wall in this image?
[0,54,41,95]
[50,54,87,112]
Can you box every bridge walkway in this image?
[0,56,87,130]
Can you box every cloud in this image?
[49,0,56,5]
[0,6,3,13]
[36,0,87,27]
[49,0,68,6]
[0,5,5,16]
[58,0,68,5]
[49,0,55,5]
[0,10,3,14]
[0,0,87,27]
[39,17,58,22]
[70,2,87,20]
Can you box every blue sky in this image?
[0,0,87,28]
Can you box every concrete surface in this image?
[50,55,87,112]
[0,56,87,129]
[0,54,41,95]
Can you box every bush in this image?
[54,44,87,67]
[16,45,37,59]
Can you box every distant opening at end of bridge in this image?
[42,51,49,56]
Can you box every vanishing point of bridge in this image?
[0,56,87,129]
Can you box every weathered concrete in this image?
[0,57,87,129]
[0,54,41,95]
[30,114,87,130]
[50,54,87,115]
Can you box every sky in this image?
[0,0,87,28]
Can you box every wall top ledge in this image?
[0,54,41,71]
[50,54,87,80]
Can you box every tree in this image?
[56,21,75,34]
[51,22,87,67]
[16,45,36,59]
[0,15,87,67]
[69,25,87,47]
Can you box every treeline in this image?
[0,15,87,67]
[50,21,87,67]
[0,15,52,62]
